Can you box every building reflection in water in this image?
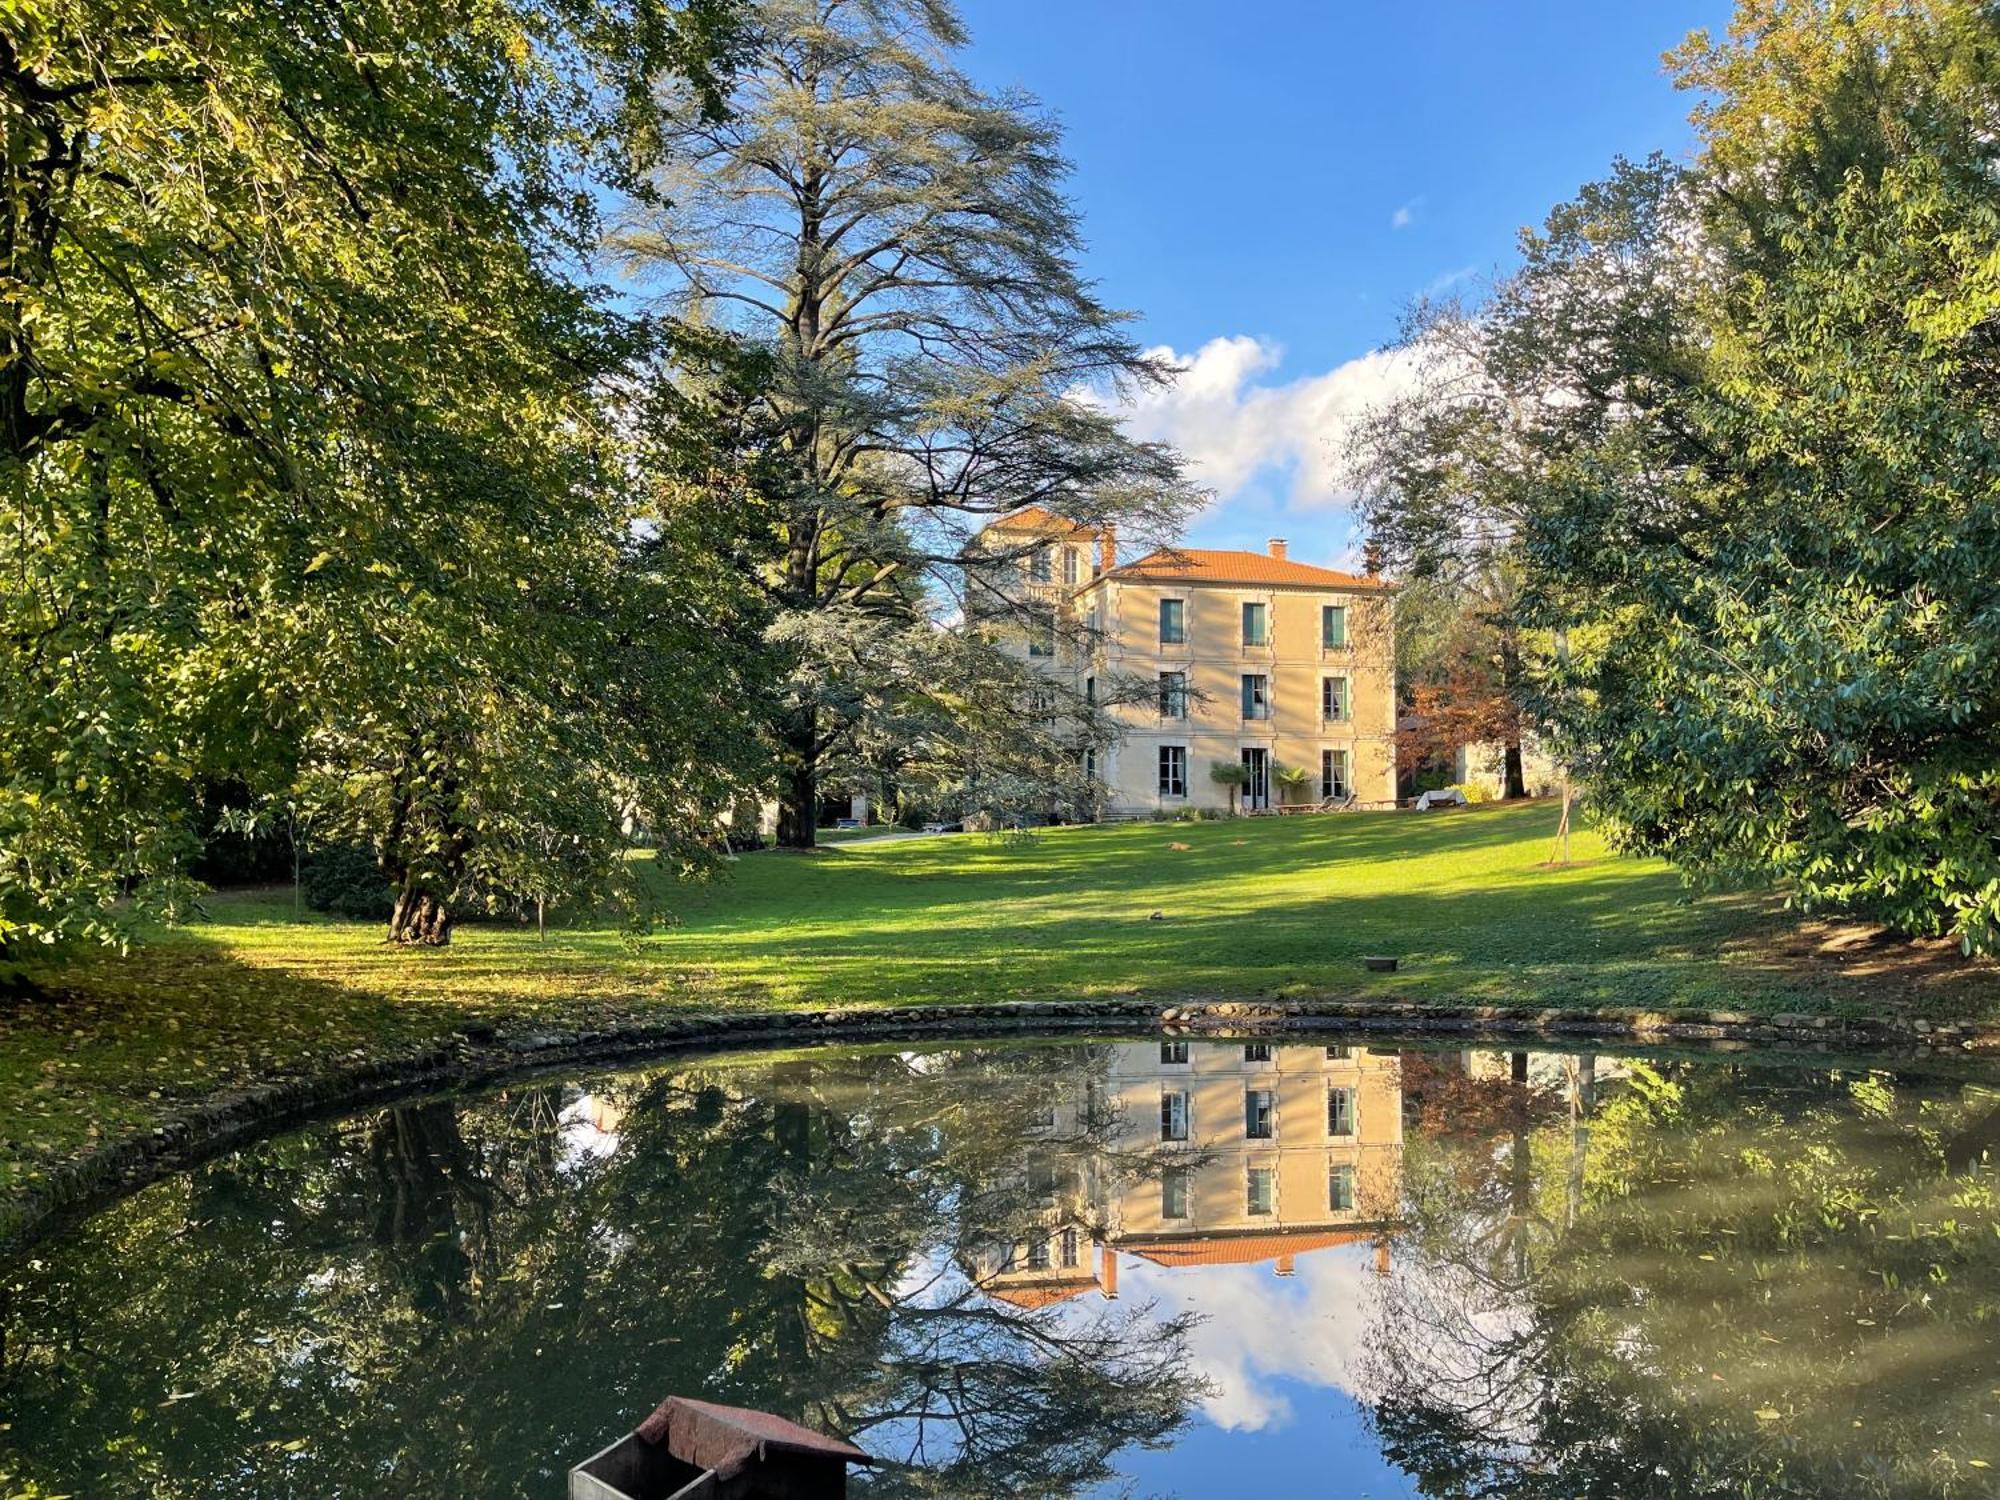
[973,1040,1405,1311]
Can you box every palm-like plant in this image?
[1208,760,1251,816]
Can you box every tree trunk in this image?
[1499,623,1528,799]
[775,709,818,849]
[388,887,453,946]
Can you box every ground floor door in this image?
[1240,747,1270,810]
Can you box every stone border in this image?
[5,996,1996,1258]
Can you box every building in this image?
[974,1040,1404,1306]
[977,509,1397,818]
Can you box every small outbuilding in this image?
[571,1395,872,1500]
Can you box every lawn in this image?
[4,800,1993,1218]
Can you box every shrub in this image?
[302,844,394,920]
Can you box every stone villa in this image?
[979,507,1398,818]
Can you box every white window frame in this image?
[1241,673,1270,721]
[1158,670,1187,719]
[1160,1088,1191,1142]
[1159,596,1187,645]
[1245,1088,1276,1140]
[1322,603,1347,649]
[1321,747,1349,800]
[1328,1161,1356,1212]
[1322,674,1349,722]
[1246,1165,1276,1217]
[1158,744,1188,798]
[1241,600,1269,647]
[1327,1085,1356,1137]
[1162,1165,1191,1220]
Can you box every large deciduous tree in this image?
[0,0,756,953]
[616,0,1201,847]
[1355,0,2000,952]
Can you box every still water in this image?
[2,1037,1997,1499]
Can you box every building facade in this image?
[980,510,1397,818]
[975,1040,1404,1307]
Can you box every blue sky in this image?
[959,0,1736,561]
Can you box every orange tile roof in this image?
[983,1276,1103,1309]
[1118,1227,1383,1268]
[1101,547,1391,591]
[983,505,1108,538]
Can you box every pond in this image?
[2,1036,1997,1499]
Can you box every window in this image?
[1060,1227,1080,1267]
[1027,1159,1057,1193]
[1063,547,1080,585]
[1322,604,1347,648]
[1325,1044,1351,1060]
[1158,745,1188,797]
[1160,1089,1191,1141]
[1160,1040,1190,1065]
[1084,675,1096,705]
[1159,671,1187,718]
[1159,598,1186,645]
[1027,1104,1056,1131]
[1322,675,1348,721]
[1027,1237,1051,1270]
[1083,746,1097,779]
[1029,547,1052,583]
[1245,1088,1276,1140]
[1085,605,1100,634]
[1241,673,1270,721]
[1244,1042,1272,1062]
[1327,1086,1355,1137]
[1242,601,1268,646]
[1028,621,1053,658]
[1321,748,1349,800]
[1246,1166,1275,1216]
[1328,1162,1356,1212]
[1162,1165,1191,1220]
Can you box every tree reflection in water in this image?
[2,1039,1997,1499]
[1366,1050,2000,1500]
[0,1044,1205,1499]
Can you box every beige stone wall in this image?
[1106,1041,1403,1237]
[1081,578,1397,817]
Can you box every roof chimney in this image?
[1267,537,1288,560]
[1096,525,1117,577]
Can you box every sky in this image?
[957,0,1737,567]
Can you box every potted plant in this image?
[1273,763,1314,807]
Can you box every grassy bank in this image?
[4,800,1994,1207]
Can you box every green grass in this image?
[4,801,1993,1215]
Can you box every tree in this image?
[1394,578,1533,798]
[615,0,1201,847]
[0,0,752,954]
[1353,0,2000,951]
[1208,759,1249,816]
[1347,314,1536,800]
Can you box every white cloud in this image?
[1391,197,1423,230]
[1099,334,1427,529]
[1116,1244,1386,1431]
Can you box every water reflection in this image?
[1,1039,1996,1499]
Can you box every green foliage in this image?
[0,0,755,952]
[301,845,393,922]
[1353,0,2000,952]
[615,0,1201,845]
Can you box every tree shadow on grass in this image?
[668,871,1826,1014]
